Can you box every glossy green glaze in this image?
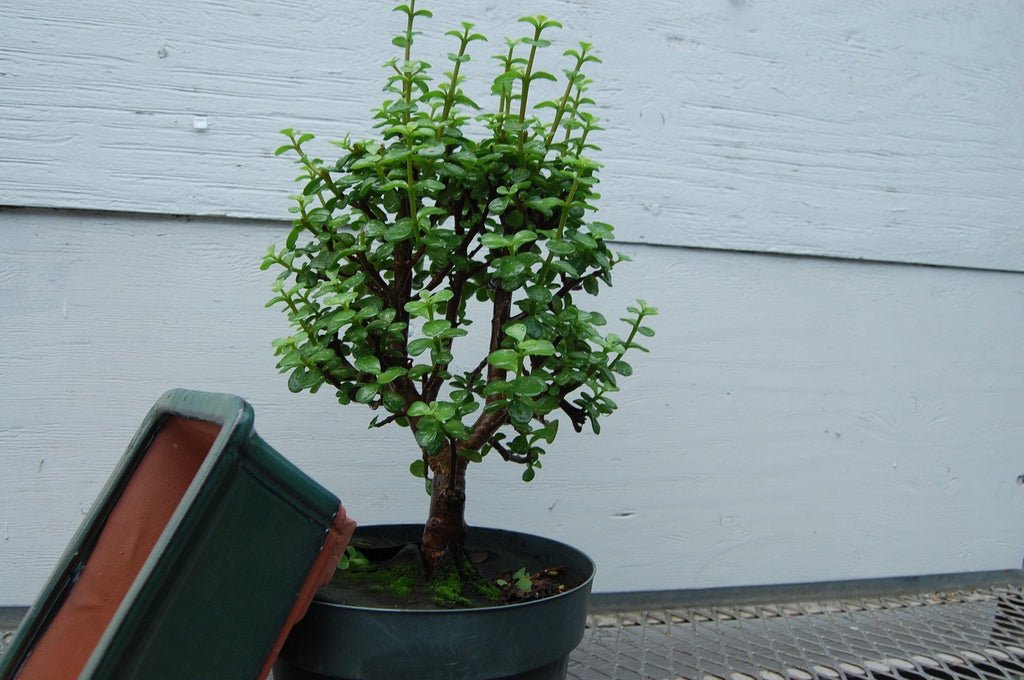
[0,389,343,680]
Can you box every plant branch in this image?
[544,55,586,148]
[490,438,529,464]
[558,398,587,433]
[517,24,543,156]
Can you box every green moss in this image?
[469,578,502,602]
[333,546,503,607]
[427,562,472,608]
[336,562,418,598]
[425,551,504,606]
[383,564,417,597]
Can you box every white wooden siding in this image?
[1,209,1022,604]
[1,0,1022,605]
[1,1,1022,270]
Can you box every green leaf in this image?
[380,180,410,192]
[510,230,537,250]
[422,319,451,337]
[513,375,546,397]
[287,368,307,393]
[407,401,432,417]
[324,309,356,333]
[526,285,551,304]
[355,355,382,374]
[286,224,303,249]
[610,360,633,377]
[508,400,533,425]
[488,196,510,215]
[525,197,562,216]
[416,179,445,194]
[551,260,579,277]
[415,417,444,452]
[354,384,379,403]
[417,142,446,158]
[385,221,413,242]
[536,419,559,444]
[487,349,519,372]
[514,567,533,591]
[505,323,527,342]
[409,459,427,478]
[590,221,615,239]
[481,233,509,250]
[522,467,536,482]
[408,364,432,379]
[457,448,483,462]
[377,366,407,384]
[482,380,512,397]
[383,391,406,412]
[307,208,331,224]
[408,338,433,356]
[519,339,555,356]
[546,240,575,256]
[638,326,656,337]
[404,300,430,318]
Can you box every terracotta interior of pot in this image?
[14,415,219,680]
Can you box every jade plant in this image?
[263,1,656,583]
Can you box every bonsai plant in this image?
[263,0,656,603]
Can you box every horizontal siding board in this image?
[1,1,1022,271]
[1,209,1023,603]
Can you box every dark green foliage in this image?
[265,1,657,488]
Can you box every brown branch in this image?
[447,436,460,493]
[466,408,508,451]
[424,273,467,403]
[326,339,355,371]
[464,357,488,391]
[559,398,587,433]
[489,437,529,464]
[422,223,485,291]
[354,253,391,300]
[508,273,588,324]
[486,284,512,385]
[369,412,404,428]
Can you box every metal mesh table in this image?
[3,576,1023,679]
[571,582,1024,679]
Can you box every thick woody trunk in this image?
[419,445,469,574]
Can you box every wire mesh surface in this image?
[3,585,1023,679]
[570,585,1024,680]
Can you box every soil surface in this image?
[318,536,585,610]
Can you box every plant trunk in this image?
[420,445,469,574]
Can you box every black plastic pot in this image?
[274,525,595,680]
